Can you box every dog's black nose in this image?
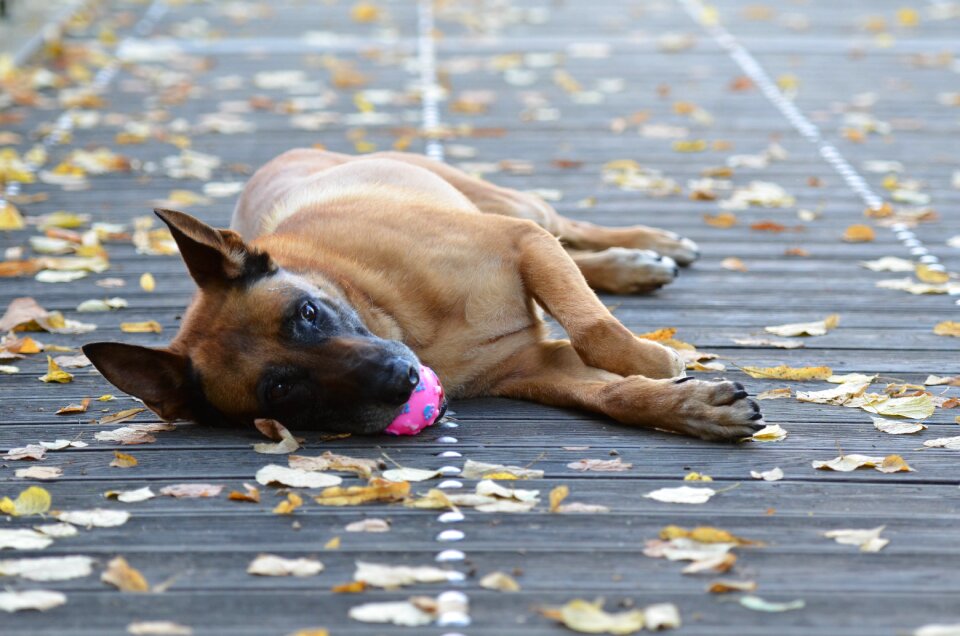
[378,357,420,405]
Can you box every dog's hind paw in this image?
[574,247,678,295]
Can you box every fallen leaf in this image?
[860,394,935,419]
[273,492,303,515]
[256,465,342,489]
[708,579,757,593]
[39,356,73,383]
[55,509,130,528]
[101,556,149,592]
[253,419,301,454]
[0,589,67,613]
[824,526,889,552]
[644,486,716,504]
[566,458,632,472]
[812,454,914,473]
[228,484,260,503]
[15,466,62,480]
[751,424,788,442]
[110,451,138,468]
[480,571,521,592]
[381,467,441,482]
[556,502,611,514]
[872,417,926,435]
[0,529,54,550]
[924,436,960,450]
[733,337,805,349]
[934,321,960,337]
[288,452,379,478]
[750,467,784,481]
[461,460,544,480]
[127,621,194,635]
[247,554,324,577]
[912,626,960,636]
[861,256,915,272]
[764,314,839,337]
[324,536,341,550]
[348,599,435,626]
[703,212,737,228]
[827,373,876,384]
[159,484,223,498]
[314,478,410,506]
[796,381,871,405]
[721,257,748,272]
[98,408,148,426]
[140,272,157,293]
[739,595,805,612]
[4,444,46,460]
[741,365,832,381]
[924,375,959,386]
[0,486,52,516]
[843,225,875,242]
[32,523,76,538]
[757,388,792,400]
[120,321,162,334]
[345,518,390,533]
[549,485,569,512]
[354,561,462,588]
[0,555,94,581]
[542,598,669,634]
[106,487,156,503]
[57,399,91,415]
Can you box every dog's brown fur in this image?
[84,150,762,441]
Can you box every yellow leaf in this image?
[110,451,138,468]
[39,355,73,383]
[547,598,647,634]
[351,2,380,22]
[635,327,677,341]
[751,424,788,442]
[934,321,960,337]
[549,485,569,512]
[101,556,149,592]
[684,471,713,482]
[703,212,737,228]
[482,472,519,480]
[140,272,156,292]
[314,478,410,506]
[916,264,950,284]
[741,365,832,380]
[860,393,935,419]
[273,492,303,515]
[673,139,707,153]
[843,224,875,242]
[0,202,25,230]
[324,536,341,550]
[120,320,162,333]
[0,486,52,516]
[896,7,919,27]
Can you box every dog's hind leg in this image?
[491,340,763,442]
[370,152,700,266]
[516,228,684,380]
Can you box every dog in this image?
[83,150,763,441]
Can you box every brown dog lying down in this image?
[83,150,763,441]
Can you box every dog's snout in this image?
[377,357,419,405]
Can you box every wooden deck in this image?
[2,1,959,634]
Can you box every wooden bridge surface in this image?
[1,0,959,634]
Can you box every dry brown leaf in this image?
[101,556,149,592]
[57,398,91,414]
[812,454,914,473]
[120,321,162,334]
[479,571,521,592]
[721,257,748,272]
[228,484,260,503]
[273,492,303,515]
[255,465,342,489]
[757,388,792,400]
[741,365,832,380]
[708,579,757,593]
[461,459,544,480]
[98,408,147,426]
[703,212,737,228]
[253,419,301,454]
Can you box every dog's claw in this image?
[674,376,695,384]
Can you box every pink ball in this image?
[385,364,446,435]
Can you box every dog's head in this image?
[83,209,423,434]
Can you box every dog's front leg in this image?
[492,341,764,442]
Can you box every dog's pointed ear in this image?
[154,208,275,287]
[82,342,194,422]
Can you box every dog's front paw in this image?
[655,232,700,266]
[665,378,763,441]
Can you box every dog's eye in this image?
[299,302,318,324]
[268,381,291,402]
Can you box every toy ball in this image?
[385,364,446,435]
